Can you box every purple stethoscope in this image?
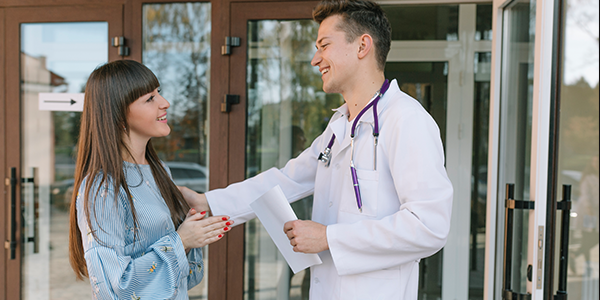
[317,79,390,212]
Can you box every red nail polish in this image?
[224,227,230,231]
[222,217,228,221]
[200,211,207,215]
[226,222,231,226]
[218,234,223,238]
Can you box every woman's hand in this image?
[177,209,234,252]
[177,186,210,214]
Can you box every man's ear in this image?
[357,34,374,59]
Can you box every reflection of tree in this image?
[246,20,343,174]
[559,78,599,170]
[143,3,211,166]
[567,0,599,45]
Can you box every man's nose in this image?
[311,51,321,67]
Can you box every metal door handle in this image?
[555,184,571,300]
[9,167,18,259]
[502,183,534,300]
[22,167,39,253]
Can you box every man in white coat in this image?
[182,0,453,299]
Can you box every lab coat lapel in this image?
[329,105,351,159]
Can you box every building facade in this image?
[0,0,597,299]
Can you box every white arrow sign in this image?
[39,93,84,112]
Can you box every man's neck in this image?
[344,73,386,121]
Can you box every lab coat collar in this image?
[327,79,400,157]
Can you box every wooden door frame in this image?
[0,7,6,300]
[2,5,123,299]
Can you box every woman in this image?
[68,60,231,299]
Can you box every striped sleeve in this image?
[77,177,190,299]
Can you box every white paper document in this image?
[249,185,322,274]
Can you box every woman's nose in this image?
[159,95,170,109]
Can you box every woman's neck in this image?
[123,134,149,164]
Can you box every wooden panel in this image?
[0,8,6,300]
[208,0,232,298]
[3,5,123,298]
[0,0,125,7]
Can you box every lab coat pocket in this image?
[339,168,379,218]
[340,267,401,299]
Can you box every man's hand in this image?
[284,220,329,253]
[177,186,211,214]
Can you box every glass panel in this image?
[385,62,448,146]
[20,22,108,299]
[384,62,448,300]
[469,52,491,300]
[557,0,599,298]
[476,4,493,41]
[381,5,459,41]
[245,19,344,300]
[143,2,211,298]
[498,0,535,295]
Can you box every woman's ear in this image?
[357,34,374,59]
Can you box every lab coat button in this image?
[328,201,333,207]
[314,277,320,284]
[335,164,340,169]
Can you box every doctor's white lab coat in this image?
[205,79,454,300]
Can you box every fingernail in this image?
[190,208,196,213]
[218,234,223,238]
[200,211,207,215]
[224,227,230,231]
[226,222,231,226]
[222,217,228,221]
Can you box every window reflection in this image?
[559,0,599,297]
[476,4,493,41]
[142,3,211,297]
[245,19,343,300]
[382,5,459,41]
[469,52,491,300]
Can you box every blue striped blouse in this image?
[76,161,203,299]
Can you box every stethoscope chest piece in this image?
[318,147,332,167]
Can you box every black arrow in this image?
[44,99,77,105]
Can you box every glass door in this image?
[554,0,598,298]
[140,1,212,298]
[228,3,321,299]
[3,5,123,299]
[495,0,536,298]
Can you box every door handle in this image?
[22,167,39,253]
[502,183,534,300]
[9,167,18,259]
[555,184,571,300]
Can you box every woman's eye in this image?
[146,95,155,102]
[157,87,162,94]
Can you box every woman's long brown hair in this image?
[68,60,190,280]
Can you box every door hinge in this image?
[112,36,130,56]
[221,37,240,55]
[221,94,240,113]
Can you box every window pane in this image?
[143,2,211,297]
[469,52,491,300]
[557,0,599,297]
[476,4,493,41]
[245,19,343,300]
[20,21,108,299]
[382,5,459,41]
